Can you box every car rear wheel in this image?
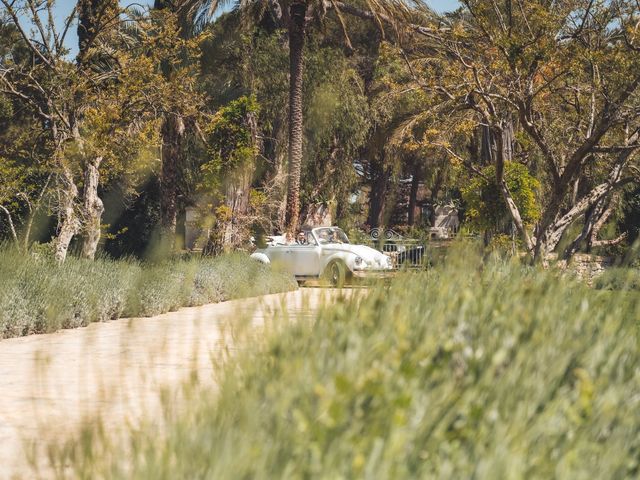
[325,260,347,288]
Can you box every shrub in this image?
[50,250,640,479]
[0,251,296,339]
[462,162,540,234]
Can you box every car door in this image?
[283,244,322,277]
[264,245,287,270]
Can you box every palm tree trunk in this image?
[284,0,308,233]
[160,113,185,247]
[367,155,390,228]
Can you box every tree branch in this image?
[518,100,561,184]
[0,205,20,249]
[326,1,446,40]
[26,0,54,58]
[0,0,54,69]
[592,233,627,248]
[560,73,640,186]
[593,144,640,153]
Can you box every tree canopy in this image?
[1,0,639,263]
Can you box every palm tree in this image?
[284,0,307,232]
[191,0,311,233]
[173,0,393,236]
[281,0,365,232]
[241,0,420,232]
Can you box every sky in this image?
[47,0,460,55]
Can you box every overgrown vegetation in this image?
[0,250,296,339]
[462,162,541,236]
[49,248,640,478]
[4,1,639,264]
[594,267,640,292]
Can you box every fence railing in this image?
[364,229,427,269]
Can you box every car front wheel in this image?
[324,260,347,288]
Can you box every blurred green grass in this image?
[0,250,296,339]
[594,267,640,292]
[50,247,640,479]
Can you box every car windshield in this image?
[314,227,350,245]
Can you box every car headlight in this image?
[354,256,364,268]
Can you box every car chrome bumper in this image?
[352,269,396,279]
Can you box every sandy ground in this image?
[0,287,348,479]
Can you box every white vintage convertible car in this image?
[251,226,393,286]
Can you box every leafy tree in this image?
[0,82,53,250]
[199,95,261,253]
[200,19,290,232]
[0,0,110,261]
[462,162,540,239]
[0,0,205,261]
[152,0,214,248]
[301,42,371,224]
[199,0,410,233]
[397,0,640,261]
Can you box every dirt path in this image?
[0,287,345,479]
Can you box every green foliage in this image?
[294,42,376,226]
[200,95,261,194]
[486,233,517,255]
[462,163,541,233]
[78,9,205,185]
[0,93,53,238]
[3,0,640,259]
[302,46,372,211]
[304,48,370,154]
[200,18,375,226]
[49,247,640,478]
[0,93,12,119]
[620,186,640,246]
[593,268,640,291]
[0,250,295,339]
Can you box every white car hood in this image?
[323,244,390,267]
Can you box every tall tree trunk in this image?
[53,166,81,263]
[74,0,114,260]
[160,113,185,247]
[480,124,494,165]
[284,0,308,233]
[81,156,104,259]
[222,168,252,248]
[367,155,390,228]
[69,113,105,260]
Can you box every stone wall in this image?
[555,254,615,285]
